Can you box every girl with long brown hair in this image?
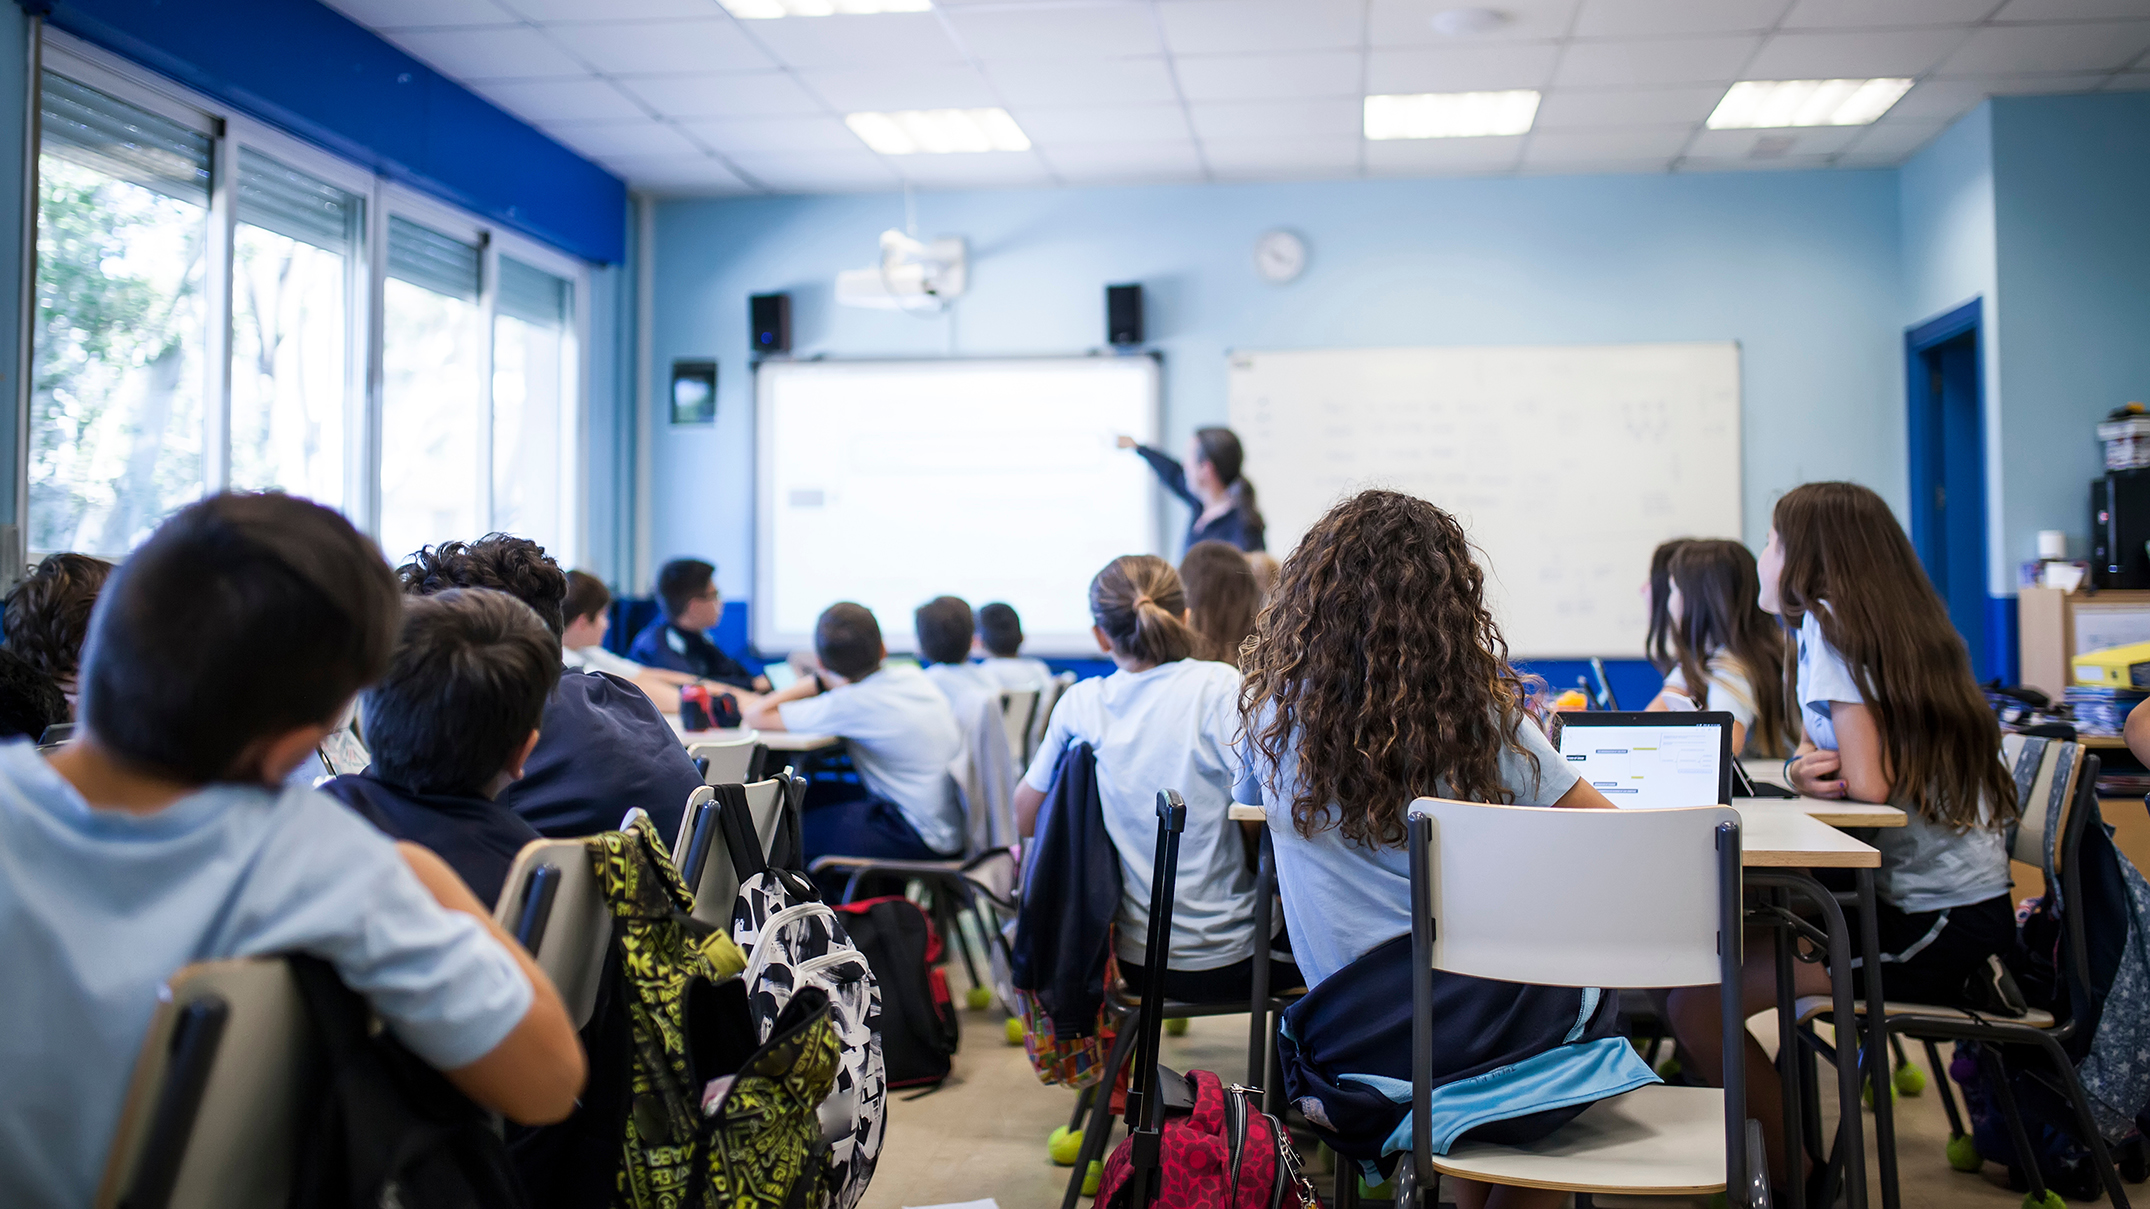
[1179,539,1261,668]
[1238,491,1643,1209]
[1643,537,1692,674]
[1644,539,1797,757]
[1666,481,2019,1184]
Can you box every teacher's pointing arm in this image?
[1116,434,1200,509]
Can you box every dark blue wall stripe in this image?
[34,0,626,264]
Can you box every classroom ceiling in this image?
[322,0,2150,196]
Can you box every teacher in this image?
[1117,427,1267,553]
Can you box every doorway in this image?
[1906,299,1994,680]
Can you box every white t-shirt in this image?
[1797,609,2009,913]
[979,655,1052,692]
[924,661,1001,730]
[1235,708,1580,987]
[780,664,965,855]
[565,644,647,678]
[1022,659,1258,971]
[1659,649,1760,733]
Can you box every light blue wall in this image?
[650,170,1907,599]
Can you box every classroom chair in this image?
[1026,672,1076,769]
[676,771,802,927]
[495,834,614,1031]
[95,958,312,1209]
[999,687,1040,770]
[687,730,764,787]
[1375,798,1767,1209]
[1794,741,2134,1209]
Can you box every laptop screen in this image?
[1553,711,1735,809]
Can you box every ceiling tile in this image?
[942,7,1166,59]
[598,154,755,193]
[982,57,1182,105]
[1519,156,1675,174]
[1532,84,1722,126]
[1837,116,1950,157]
[1887,72,2103,120]
[618,71,827,117]
[1553,36,1763,87]
[1176,52,1362,101]
[500,0,721,18]
[745,14,965,69]
[675,114,865,152]
[472,77,653,122]
[726,149,901,192]
[1936,21,2150,75]
[1677,152,1836,170]
[1203,136,1359,178]
[1187,97,1362,138]
[539,20,774,74]
[385,26,589,80]
[1523,125,1692,161]
[1363,133,1526,173]
[1572,0,1794,38]
[891,150,1054,188]
[1041,141,1206,183]
[1013,103,1195,143]
[542,118,704,157]
[1685,123,1862,155]
[1993,0,2150,18]
[1367,0,1582,47]
[1779,0,2001,29]
[1157,0,1365,55]
[1743,28,1968,78]
[1366,43,1561,92]
[793,63,1000,110]
[323,0,515,29]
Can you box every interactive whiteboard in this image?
[1228,343,1741,658]
[755,357,1159,657]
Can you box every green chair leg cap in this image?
[2023,1191,2065,1209]
[1164,1016,1190,1037]
[1947,1134,1983,1172]
[1657,1057,1683,1080]
[1082,1160,1102,1196]
[1706,1194,1731,1209]
[1048,1126,1083,1166]
[1358,1175,1394,1199]
[1863,1078,1897,1108]
[966,985,993,1010]
[1004,1017,1026,1046]
[1895,1062,1928,1096]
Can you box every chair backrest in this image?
[674,784,716,863]
[680,775,790,927]
[2001,733,2083,872]
[998,688,1038,768]
[1409,797,1740,989]
[688,731,763,786]
[494,838,611,1030]
[95,959,312,1209]
[961,845,1021,915]
[1026,672,1075,767]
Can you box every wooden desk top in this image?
[1228,801,1878,867]
[1737,759,1908,828]
[663,717,839,752]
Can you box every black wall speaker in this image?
[1106,283,1143,346]
[749,292,791,354]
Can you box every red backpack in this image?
[1095,1067,1316,1209]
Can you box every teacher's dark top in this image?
[1133,444,1266,552]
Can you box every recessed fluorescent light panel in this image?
[1706,78,1913,129]
[720,0,928,16]
[846,108,1030,154]
[1363,90,1540,140]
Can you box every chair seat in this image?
[1792,995,2056,1029]
[1430,1084,1728,1196]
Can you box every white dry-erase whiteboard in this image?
[755,357,1159,657]
[1228,343,1742,658]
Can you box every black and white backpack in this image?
[733,864,887,1209]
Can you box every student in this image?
[917,595,997,723]
[1116,428,1267,553]
[1664,481,2018,1184]
[1643,537,1692,674]
[0,493,583,1209]
[1245,550,1280,601]
[400,537,704,841]
[322,590,551,909]
[974,601,1051,692]
[745,603,963,866]
[0,650,65,742]
[1013,555,1287,1001]
[1179,539,1261,669]
[1643,538,1796,757]
[628,558,769,691]
[1236,491,1626,1209]
[561,570,729,714]
[2,551,113,712]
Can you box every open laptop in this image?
[1553,710,1734,808]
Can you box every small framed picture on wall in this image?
[671,360,717,425]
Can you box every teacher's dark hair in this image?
[1195,427,1265,549]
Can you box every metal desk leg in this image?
[1771,887,1806,1209]
[1752,871,1867,1209]
[1248,829,1274,1090]
[1856,868,1901,1209]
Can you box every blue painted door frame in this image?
[1906,299,2008,682]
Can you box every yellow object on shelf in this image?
[2073,641,2150,688]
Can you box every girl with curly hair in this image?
[1238,491,1643,1209]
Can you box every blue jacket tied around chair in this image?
[1011,744,1121,1039]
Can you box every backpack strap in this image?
[712,781,768,883]
[1224,1081,1250,1209]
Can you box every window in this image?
[30,72,210,556]
[379,217,485,565]
[493,257,576,563]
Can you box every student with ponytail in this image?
[1012,554,1291,1001]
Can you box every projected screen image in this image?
[756,359,1159,657]
[1556,723,1725,809]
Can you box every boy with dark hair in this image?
[398,536,703,841]
[628,557,769,691]
[2,551,114,709]
[746,602,963,866]
[321,590,552,908]
[975,600,1051,692]
[0,650,65,741]
[561,569,729,714]
[0,494,583,1208]
[916,595,995,725]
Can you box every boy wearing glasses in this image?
[630,558,770,692]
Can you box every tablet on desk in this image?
[761,662,798,691]
[1554,711,1734,808]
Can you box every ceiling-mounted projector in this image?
[836,229,967,310]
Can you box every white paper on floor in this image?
[902,1201,1000,1209]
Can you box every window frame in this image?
[27,29,592,567]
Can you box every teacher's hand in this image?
[1115,434,1138,449]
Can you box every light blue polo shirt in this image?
[0,742,533,1209]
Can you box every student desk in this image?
[1226,799,1885,863]
[1740,758,1911,829]
[661,716,839,753]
